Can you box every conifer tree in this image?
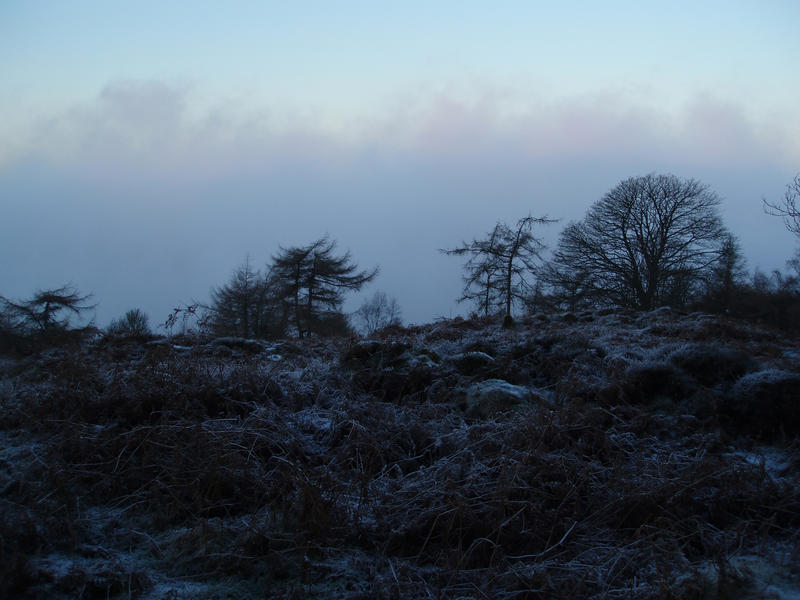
[272,236,378,337]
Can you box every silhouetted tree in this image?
[787,252,800,279]
[443,215,554,322]
[729,268,800,330]
[538,261,597,312]
[206,258,285,338]
[272,236,378,338]
[442,224,504,317]
[701,233,748,311]
[763,174,800,238]
[0,302,23,354]
[355,291,402,335]
[1,285,95,334]
[0,285,95,351]
[549,174,728,310]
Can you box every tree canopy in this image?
[207,257,282,339]
[1,285,95,334]
[1,285,95,352]
[763,174,800,239]
[548,174,728,310]
[272,236,378,338]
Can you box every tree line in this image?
[206,236,381,340]
[444,173,799,326]
[2,171,799,351]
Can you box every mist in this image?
[1,81,797,328]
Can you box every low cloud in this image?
[9,80,798,174]
[2,80,797,326]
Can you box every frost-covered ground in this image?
[1,308,799,599]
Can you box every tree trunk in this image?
[505,259,513,318]
[293,265,303,338]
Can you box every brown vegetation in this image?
[1,309,799,598]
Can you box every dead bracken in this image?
[1,309,799,599]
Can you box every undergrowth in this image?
[1,311,799,598]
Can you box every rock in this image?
[401,350,440,369]
[453,351,495,375]
[464,379,543,419]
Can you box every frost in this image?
[728,446,795,481]
[734,368,799,390]
[2,311,799,598]
[464,378,542,418]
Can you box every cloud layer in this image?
[2,81,797,325]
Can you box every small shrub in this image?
[667,343,756,386]
[724,369,800,439]
[623,361,695,405]
[107,308,151,337]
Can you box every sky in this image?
[1,1,799,327]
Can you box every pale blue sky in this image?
[3,2,798,125]
[1,2,799,324]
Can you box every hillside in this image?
[1,308,799,599]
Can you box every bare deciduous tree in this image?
[763,174,800,238]
[354,291,402,335]
[549,174,728,310]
